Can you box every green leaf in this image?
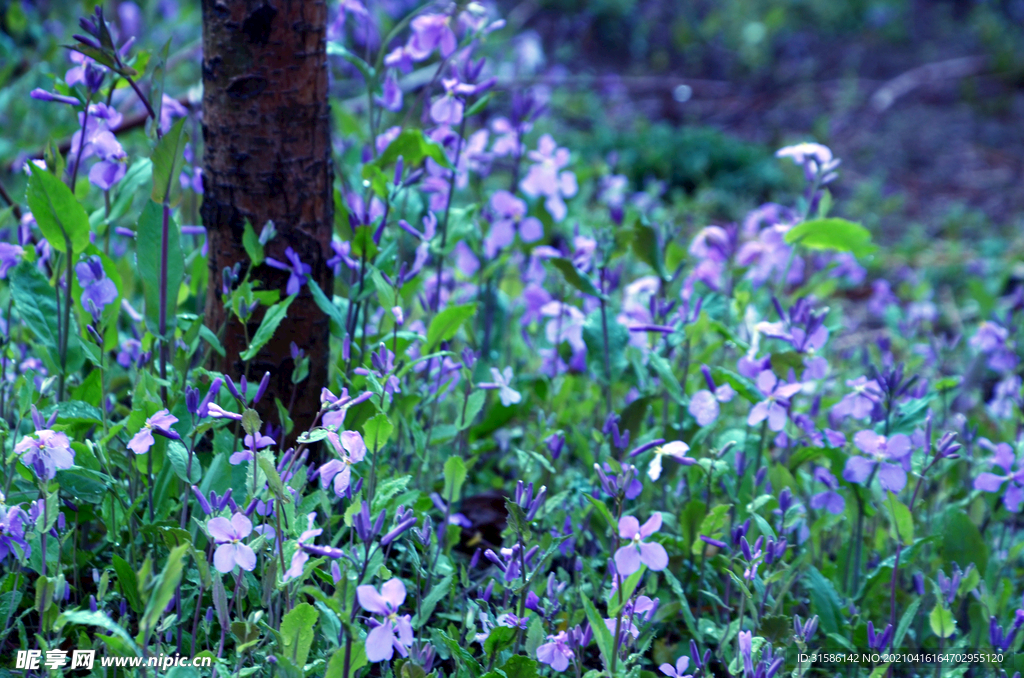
[242,220,265,266]
[280,603,319,668]
[784,218,876,257]
[308,279,347,336]
[581,594,615,671]
[929,603,955,638]
[459,390,486,430]
[27,162,91,253]
[484,626,517,656]
[136,200,184,337]
[151,118,190,205]
[326,42,376,83]
[607,567,644,617]
[325,642,367,678]
[412,574,452,629]
[258,454,287,499]
[141,544,188,639]
[710,367,761,404]
[632,220,668,280]
[425,303,476,353]
[240,295,296,361]
[893,596,922,650]
[166,440,201,483]
[804,566,844,636]
[374,128,453,169]
[649,352,684,404]
[363,413,393,451]
[887,496,913,546]
[112,555,142,614]
[550,257,605,299]
[500,656,538,678]
[443,456,467,503]
[10,260,84,373]
[57,609,141,656]
[940,510,988,574]
[106,159,152,224]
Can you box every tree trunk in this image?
[201,0,333,439]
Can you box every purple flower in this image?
[614,513,668,576]
[974,439,1024,511]
[647,441,696,481]
[842,430,911,493]
[0,243,24,279]
[408,14,457,60]
[159,94,188,136]
[128,409,179,455]
[747,370,802,431]
[76,255,118,320]
[831,376,880,421]
[536,631,575,671]
[809,467,845,514]
[519,135,578,222]
[15,430,74,480]
[660,656,693,678]
[378,72,403,112]
[738,630,754,678]
[229,432,275,465]
[970,321,1018,372]
[688,366,736,426]
[317,431,367,497]
[0,505,31,562]
[265,247,312,296]
[357,579,414,662]
[208,513,256,573]
[775,142,840,182]
[484,190,543,257]
[478,366,522,407]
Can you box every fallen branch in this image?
[870,55,987,112]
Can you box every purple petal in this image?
[843,456,875,484]
[357,585,390,615]
[688,390,719,427]
[747,401,769,426]
[213,543,238,573]
[365,622,395,662]
[639,513,662,539]
[618,515,640,540]
[639,541,669,571]
[614,544,641,576]
[876,463,906,493]
[207,516,235,542]
[231,513,253,539]
[380,578,407,608]
[974,472,1008,493]
[853,430,881,455]
[767,402,788,431]
[234,543,256,571]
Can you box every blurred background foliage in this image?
[3,0,1024,288]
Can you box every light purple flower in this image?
[484,190,543,257]
[648,441,696,481]
[831,376,880,421]
[747,370,801,432]
[15,430,74,480]
[76,255,118,320]
[688,366,736,426]
[229,432,276,465]
[207,513,256,573]
[128,409,179,455]
[378,72,403,112]
[842,430,911,493]
[974,438,1024,511]
[519,135,578,222]
[0,505,30,562]
[357,579,414,662]
[660,656,693,678]
[970,321,1018,372]
[318,431,367,497]
[536,631,574,671]
[810,467,845,514]
[408,14,457,60]
[478,366,521,407]
[265,247,312,296]
[0,243,25,279]
[614,513,668,576]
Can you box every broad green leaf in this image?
[141,543,188,639]
[940,510,988,574]
[326,41,376,83]
[632,220,668,280]
[443,456,467,503]
[325,641,367,678]
[412,574,452,629]
[887,496,913,546]
[804,566,844,636]
[363,413,393,451]
[929,603,955,638]
[374,128,453,169]
[242,220,265,266]
[280,603,319,668]
[112,555,142,614]
[607,566,644,617]
[425,303,476,353]
[27,162,91,253]
[106,158,152,224]
[167,440,201,483]
[57,609,141,656]
[550,257,605,299]
[459,390,485,430]
[151,118,190,205]
[10,260,85,373]
[581,594,615,671]
[136,200,184,337]
[240,295,296,361]
[893,596,922,650]
[308,279,346,336]
[784,218,876,257]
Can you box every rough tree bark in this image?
[201,0,332,437]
